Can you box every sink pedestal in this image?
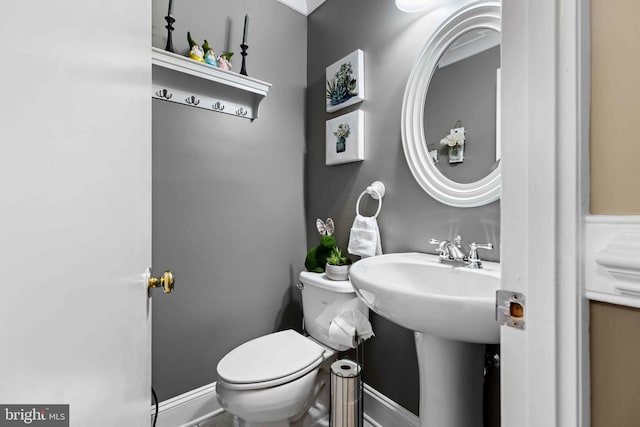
[415,332,485,427]
[348,253,500,426]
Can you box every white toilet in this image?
[215,271,368,427]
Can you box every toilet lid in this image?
[217,330,326,390]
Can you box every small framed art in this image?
[326,49,364,113]
[326,110,364,166]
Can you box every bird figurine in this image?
[187,32,204,63]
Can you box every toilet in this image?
[215,271,369,427]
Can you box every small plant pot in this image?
[325,263,350,281]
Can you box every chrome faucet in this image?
[466,242,494,269]
[429,235,467,263]
[428,235,493,268]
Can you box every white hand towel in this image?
[348,214,382,258]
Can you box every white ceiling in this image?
[277,0,326,16]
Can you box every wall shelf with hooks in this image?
[151,47,272,120]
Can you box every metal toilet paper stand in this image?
[330,340,364,427]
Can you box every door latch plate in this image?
[496,290,525,329]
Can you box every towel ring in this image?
[356,181,385,218]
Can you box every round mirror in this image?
[401,1,501,207]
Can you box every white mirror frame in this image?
[401,1,501,208]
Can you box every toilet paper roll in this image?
[331,359,362,427]
[329,310,375,350]
[329,315,357,350]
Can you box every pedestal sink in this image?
[349,252,500,427]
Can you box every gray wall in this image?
[425,46,500,184]
[151,0,501,414]
[151,0,307,401]
[307,0,500,414]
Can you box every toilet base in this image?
[225,368,332,427]
[216,331,340,427]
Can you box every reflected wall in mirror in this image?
[401,1,501,207]
[424,29,500,184]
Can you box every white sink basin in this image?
[349,252,501,426]
[349,252,500,343]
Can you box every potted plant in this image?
[325,247,352,281]
[439,126,465,164]
[333,123,350,153]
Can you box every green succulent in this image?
[347,78,357,93]
[326,247,350,266]
[336,63,353,87]
[326,79,344,105]
[326,62,358,106]
[326,78,337,99]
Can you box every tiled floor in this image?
[196,412,375,427]
[196,411,233,427]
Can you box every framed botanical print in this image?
[326,49,364,113]
[326,110,364,166]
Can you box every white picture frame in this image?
[325,49,365,113]
[326,110,364,166]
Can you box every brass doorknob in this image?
[148,271,175,294]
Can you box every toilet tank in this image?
[299,271,369,349]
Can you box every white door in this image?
[501,1,588,426]
[0,1,153,426]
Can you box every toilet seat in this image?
[217,330,327,391]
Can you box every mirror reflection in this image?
[423,29,501,184]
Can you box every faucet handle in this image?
[428,238,449,258]
[467,242,493,269]
[471,243,493,250]
[454,235,463,248]
[428,238,449,251]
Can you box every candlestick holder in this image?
[164,15,176,53]
[240,43,248,76]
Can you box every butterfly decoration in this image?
[316,218,335,236]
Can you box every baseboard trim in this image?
[151,381,419,427]
[363,383,419,427]
[151,382,222,427]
